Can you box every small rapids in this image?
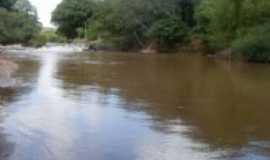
[0,43,86,88]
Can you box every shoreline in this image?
[0,43,263,64]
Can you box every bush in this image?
[41,30,67,43]
[52,0,96,38]
[28,33,47,47]
[232,24,270,62]
[86,21,105,40]
[0,4,40,45]
[26,29,68,47]
[147,17,188,51]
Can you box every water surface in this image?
[0,45,270,160]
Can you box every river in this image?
[0,45,270,160]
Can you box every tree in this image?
[0,0,17,10]
[51,0,270,61]
[13,0,37,17]
[147,17,188,50]
[196,0,270,62]
[52,0,96,38]
[176,0,200,27]
[0,0,41,44]
[86,0,192,50]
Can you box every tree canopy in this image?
[52,0,96,38]
[52,0,270,61]
[0,0,41,44]
[197,0,270,61]
[0,0,17,10]
[52,0,200,50]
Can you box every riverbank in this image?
[85,39,236,61]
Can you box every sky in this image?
[29,0,63,27]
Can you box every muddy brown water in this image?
[0,45,270,160]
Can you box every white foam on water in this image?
[0,43,86,88]
[1,43,86,55]
[37,43,86,53]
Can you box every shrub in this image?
[0,8,40,44]
[28,33,47,47]
[147,17,188,51]
[232,24,270,62]
[41,30,67,43]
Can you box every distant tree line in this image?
[52,0,270,62]
[0,0,41,45]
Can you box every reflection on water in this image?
[0,46,270,160]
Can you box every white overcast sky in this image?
[29,0,63,27]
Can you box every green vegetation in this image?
[52,0,198,51]
[52,0,96,39]
[197,0,270,62]
[27,28,68,47]
[147,17,188,51]
[0,0,67,47]
[52,0,270,62]
[0,0,41,45]
[0,0,267,61]
[27,33,47,47]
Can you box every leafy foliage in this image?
[41,29,67,43]
[0,0,17,10]
[196,0,270,47]
[196,0,270,61]
[52,0,96,38]
[52,0,270,62]
[0,0,40,44]
[232,24,270,62]
[52,0,199,50]
[147,17,188,50]
[0,9,40,44]
[28,29,67,47]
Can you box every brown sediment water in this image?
[0,45,269,160]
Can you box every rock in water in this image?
[0,58,18,88]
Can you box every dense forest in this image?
[0,0,41,45]
[52,0,270,62]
